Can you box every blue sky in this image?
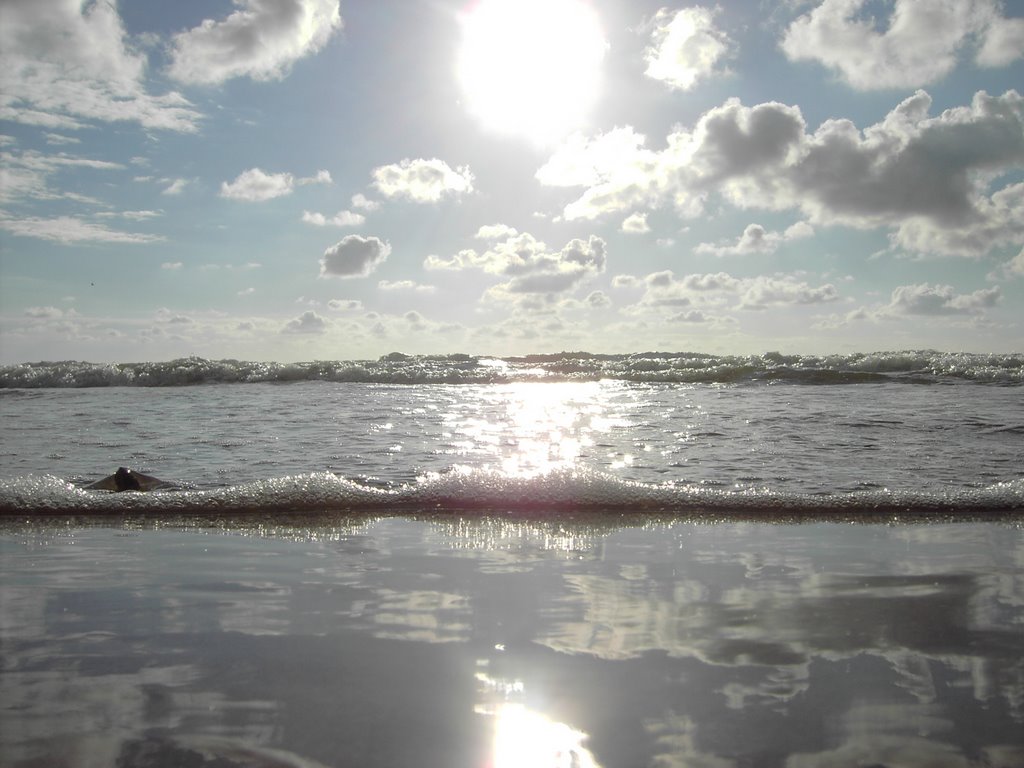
[1,0,1022,363]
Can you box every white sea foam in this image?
[1,470,1021,517]
[2,350,1021,387]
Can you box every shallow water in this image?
[1,373,1021,765]
[2,515,1022,768]
[3,380,1022,495]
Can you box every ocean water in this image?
[1,351,1023,767]
[1,350,1022,513]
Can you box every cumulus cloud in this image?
[221,167,329,201]
[696,221,814,256]
[350,193,380,211]
[378,280,435,293]
[427,231,607,297]
[539,89,1024,258]
[0,0,199,132]
[644,7,732,91]
[536,126,657,191]
[328,299,363,311]
[884,283,1002,316]
[995,248,1024,279]
[781,0,1023,90]
[167,0,342,85]
[475,223,519,240]
[975,14,1024,67]
[372,158,475,202]
[302,209,365,227]
[632,269,840,312]
[234,171,285,201]
[320,235,391,278]
[161,178,188,196]
[282,309,329,334]
[621,212,650,234]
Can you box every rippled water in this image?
[3,380,1022,495]
[1,379,1022,767]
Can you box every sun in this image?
[456,0,606,145]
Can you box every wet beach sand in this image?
[2,511,1022,768]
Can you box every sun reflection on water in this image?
[490,703,601,768]
[445,381,630,478]
[476,661,601,768]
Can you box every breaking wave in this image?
[2,350,1022,388]
[1,470,1021,518]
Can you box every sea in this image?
[1,350,1022,767]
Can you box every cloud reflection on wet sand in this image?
[0,516,1021,767]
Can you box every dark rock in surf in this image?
[86,467,170,492]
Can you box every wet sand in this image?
[2,514,1023,768]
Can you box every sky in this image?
[1,0,1023,363]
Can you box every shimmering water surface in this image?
[1,367,1022,766]
[3,379,1022,495]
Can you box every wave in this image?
[1,470,1021,519]
[1,350,1022,388]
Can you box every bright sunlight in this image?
[457,0,606,144]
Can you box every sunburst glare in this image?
[456,0,607,144]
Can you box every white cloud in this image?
[25,306,64,320]
[536,126,655,190]
[167,0,342,85]
[976,14,1024,67]
[350,193,380,211]
[162,178,188,196]
[97,209,162,222]
[378,280,435,293]
[427,230,608,301]
[540,89,1024,258]
[696,221,814,256]
[220,168,294,201]
[221,167,329,201]
[644,7,732,91]
[320,235,391,278]
[44,133,80,145]
[328,299,363,311]
[475,223,519,240]
[161,262,183,270]
[632,269,840,312]
[885,283,1002,316]
[282,309,330,334]
[0,149,124,203]
[781,0,1022,90]
[621,212,650,234]
[892,181,1024,258]
[995,248,1024,279]
[372,158,475,202]
[737,275,840,309]
[0,213,164,245]
[302,209,365,227]
[0,0,199,132]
